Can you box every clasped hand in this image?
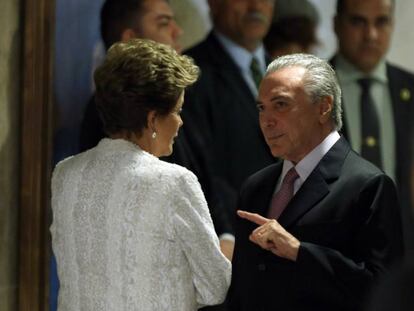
[237,210,300,261]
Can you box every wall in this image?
[0,0,21,310]
[170,0,211,49]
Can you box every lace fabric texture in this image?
[51,138,231,311]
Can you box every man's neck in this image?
[214,29,260,52]
[336,53,383,75]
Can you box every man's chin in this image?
[269,147,282,159]
[355,53,383,72]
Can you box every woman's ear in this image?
[147,110,157,132]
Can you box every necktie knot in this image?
[358,78,373,91]
[267,167,299,219]
[282,167,299,185]
[250,57,262,89]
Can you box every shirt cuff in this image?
[219,233,235,242]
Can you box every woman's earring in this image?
[152,132,157,139]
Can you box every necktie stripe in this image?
[250,57,262,89]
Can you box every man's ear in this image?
[121,28,138,42]
[319,96,333,124]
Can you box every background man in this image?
[332,0,414,255]
[80,0,182,151]
[180,0,276,246]
[228,54,403,311]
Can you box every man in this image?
[366,123,414,311]
[182,0,276,242]
[332,0,414,254]
[80,0,182,151]
[228,54,403,311]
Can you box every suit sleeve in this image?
[79,95,106,152]
[172,170,231,307]
[295,173,404,308]
[183,68,239,236]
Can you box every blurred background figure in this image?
[80,0,183,152]
[264,0,319,58]
[365,122,414,311]
[331,0,414,257]
[181,0,277,239]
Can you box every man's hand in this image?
[237,210,300,261]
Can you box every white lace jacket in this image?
[50,138,231,311]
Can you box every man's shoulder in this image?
[242,162,281,188]
[340,148,396,191]
[185,32,218,61]
[386,62,414,82]
[185,32,235,71]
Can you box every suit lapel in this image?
[279,137,351,228]
[386,64,413,187]
[253,164,282,217]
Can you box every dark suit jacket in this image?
[366,258,414,311]
[332,57,414,255]
[183,32,275,200]
[79,95,104,153]
[228,137,403,311]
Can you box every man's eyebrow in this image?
[269,95,289,102]
[155,13,174,20]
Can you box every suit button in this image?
[257,263,266,271]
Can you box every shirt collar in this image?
[281,131,340,182]
[335,54,388,85]
[214,30,266,73]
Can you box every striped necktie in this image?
[267,167,299,219]
[250,57,262,89]
[358,78,382,169]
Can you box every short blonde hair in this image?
[94,38,199,136]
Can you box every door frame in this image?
[19,0,55,310]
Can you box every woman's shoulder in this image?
[52,152,85,178]
[147,157,198,183]
[133,157,202,202]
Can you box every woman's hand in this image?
[219,239,234,261]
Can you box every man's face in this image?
[334,0,394,73]
[135,0,183,53]
[209,0,274,51]
[258,66,330,164]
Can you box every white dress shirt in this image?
[215,30,266,97]
[276,131,341,194]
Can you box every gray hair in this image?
[266,53,343,131]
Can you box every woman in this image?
[50,39,231,311]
